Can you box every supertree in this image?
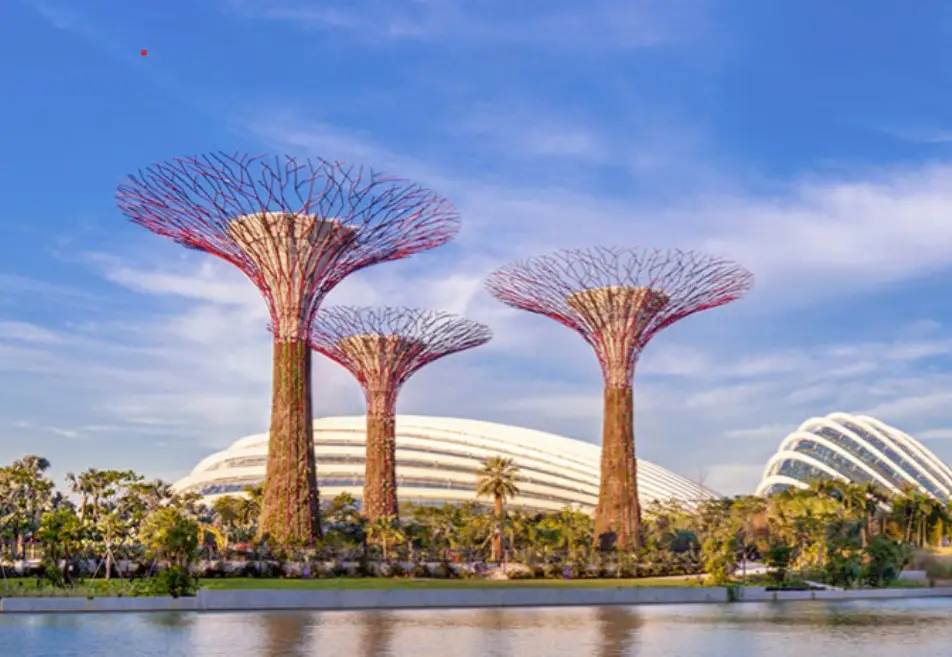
[305,306,492,521]
[116,153,459,545]
[485,247,753,549]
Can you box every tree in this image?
[365,515,405,561]
[485,247,753,549]
[35,508,84,585]
[3,456,54,560]
[211,495,258,546]
[476,456,520,562]
[139,507,200,570]
[540,508,594,559]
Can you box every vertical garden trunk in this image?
[259,339,322,544]
[364,395,398,521]
[593,385,640,550]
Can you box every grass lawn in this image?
[0,575,706,596]
[0,578,140,598]
[199,576,708,590]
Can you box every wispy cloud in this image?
[243,113,952,303]
[878,126,952,144]
[223,0,711,51]
[918,428,952,441]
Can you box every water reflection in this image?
[2,600,952,657]
[257,611,315,657]
[358,612,395,657]
[143,611,194,630]
[595,606,642,657]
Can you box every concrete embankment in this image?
[2,585,952,614]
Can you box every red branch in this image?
[116,152,461,338]
[304,306,492,411]
[485,246,754,386]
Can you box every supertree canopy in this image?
[116,152,460,545]
[485,246,753,549]
[306,306,492,520]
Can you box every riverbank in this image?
[2,583,952,614]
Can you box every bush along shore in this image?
[3,455,952,599]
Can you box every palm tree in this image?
[35,507,84,584]
[366,515,405,561]
[476,456,520,562]
[6,456,54,560]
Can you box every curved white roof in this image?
[756,411,952,502]
[174,415,717,514]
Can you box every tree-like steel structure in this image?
[306,306,492,521]
[116,153,459,545]
[485,247,753,549]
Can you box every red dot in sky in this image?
[140,49,148,56]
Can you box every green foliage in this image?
[862,535,907,588]
[130,567,199,598]
[763,541,795,586]
[824,550,862,588]
[139,507,200,568]
[821,518,864,588]
[696,499,741,585]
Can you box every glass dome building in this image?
[173,415,718,513]
[755,412,952,502]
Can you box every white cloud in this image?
[723,425,795,442]
[0,321,63,344]
[918,428,952,441]
[702,463,766,497]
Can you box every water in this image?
[2,599,952,656]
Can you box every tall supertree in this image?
[485,247,753,549]
[116,153,459,544]
[305,306,492,520]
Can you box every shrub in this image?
[389,562,407,578]
[507,569,535,580]
[862,536,907,588]
[823,551,862,589]
[430,562,454,579]
[763,542,795,586]
[410,563,430,578]
[133,567,198,598]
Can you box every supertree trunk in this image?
[594,385,640,550]
[364,394,398,521]
[306,307,492,524]
[259,339,321,543]
[485,247,754,554]
[117,153,462,547]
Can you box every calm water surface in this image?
[3,599,952,657]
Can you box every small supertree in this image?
[117,153,459,545]
[305,306,491,521]
[485,247,753,549]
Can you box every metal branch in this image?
[117,152,461,339]
[485,246,754,386]
[306,306,492,413]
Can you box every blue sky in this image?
[5,0,952,495]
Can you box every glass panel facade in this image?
[192,473,589,507]
[775,458,836,484]
[204,450,598,494]
[807,429,897,486]
[839,421,946,497]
